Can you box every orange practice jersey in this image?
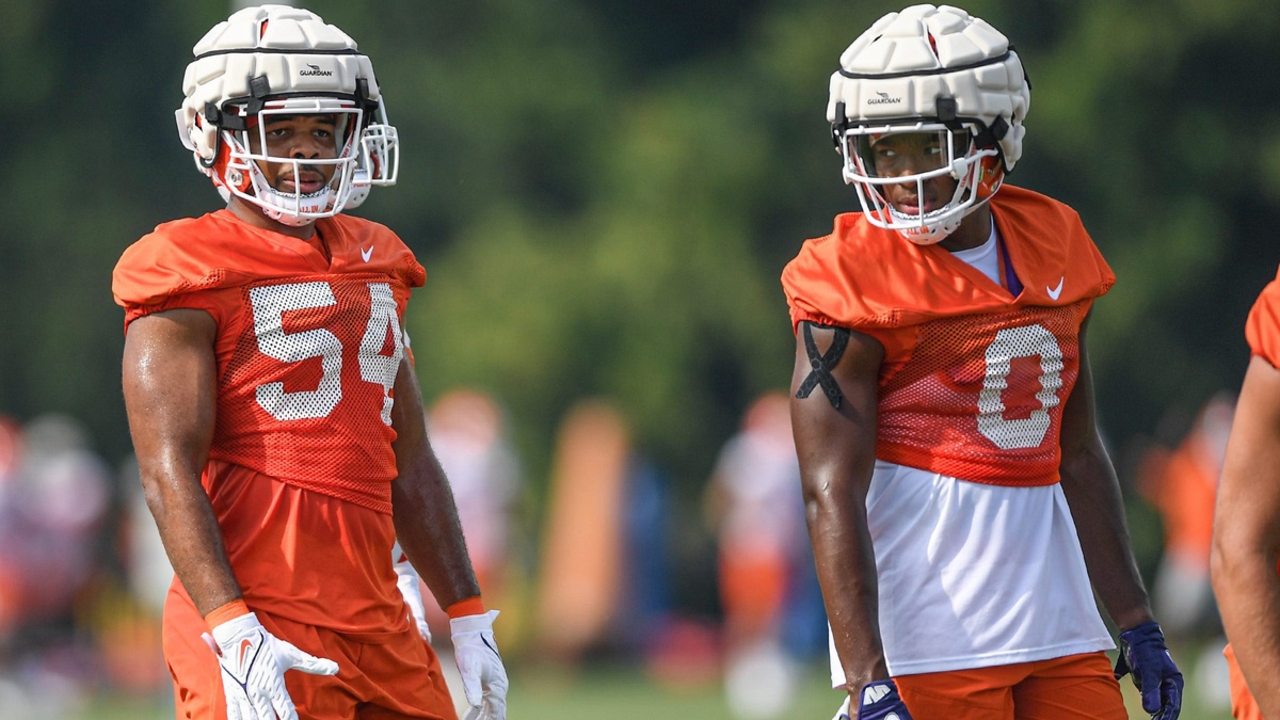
[113,210,425,514]
[1246,269,1280,367]
[782,186,1115,486]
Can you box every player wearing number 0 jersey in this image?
[115,6,506,720]
[786,6,1181,720]
[784,185,1120,679]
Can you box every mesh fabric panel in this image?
[211,272,404,513]
[875,301,1089,486]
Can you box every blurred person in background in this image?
[1139,395,1235,711]
[415,389,524,715]
[704,391,823,719]
[1140,394,1234,638]
[1211,270,1280,719]
[0,414,111,717]
[783,5,1182,719]
[113,5,506,720]
[425,389,523,629]
[533,400,683,675]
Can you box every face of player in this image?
[860,131,962,217]
[248,114,341,195]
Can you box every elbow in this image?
[138,472,171,523]
[801,473,860,524]
[1209,536,1230,596]
[1211,525,1278,599]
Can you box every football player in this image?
[1212,269,1280,718]
[782,5,1182,719]
[114,6,507,720]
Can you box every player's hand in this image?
[1114,621,1183,720]
[392,542,432,642]
[203,611,339,720]
[833,680,913,720]
[450,609,509,720]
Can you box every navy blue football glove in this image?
[1114,621,1183,720]
[834,680,913,720]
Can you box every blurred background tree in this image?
[1,0,1278,660]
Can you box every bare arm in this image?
[790,322,886,693]
[389,356,481,609]
[1212,355,1280,716]
[122,309,241,616]
[1057,316,1153,631]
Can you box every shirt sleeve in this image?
[121,289,236,333]
[1246,277,1280,368]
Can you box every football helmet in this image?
[176,5,399,225]
[828,4,1030,244]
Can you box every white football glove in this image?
[392,541,433,642]
[202,611,339,720]
[450,609,509,720]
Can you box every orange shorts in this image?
[893,652,1126,720]
[163,584,458,720]
[1225,643,1266,720]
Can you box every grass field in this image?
[75,653,1233,720]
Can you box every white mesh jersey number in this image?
[249,280,404,424]
[358,282,404,426]
[976,323,1065,450]
[249,282,344,421]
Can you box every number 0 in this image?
[976,324,1065,450]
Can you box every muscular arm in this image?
[1212,355,1280,716]
[1057,316,1153,631]
[122,309,241,616]
[389,356,481,609]
[790,322,887,692]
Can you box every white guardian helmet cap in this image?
[176,4,399,226]
[828,4,1030,244]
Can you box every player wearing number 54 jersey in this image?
[784,6,1181,720]
[113,6,506,720]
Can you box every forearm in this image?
[392,457,481,609]
[388,356,480,609]
[806,486,887,689]
[1059,439,1152,630]
[142,466,242,616]
[1213,542,1280,715]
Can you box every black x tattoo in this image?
[796,322,850,409]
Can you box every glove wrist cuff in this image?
[445,596,485,619]
[204,598,250,630]
[450,609,499,635]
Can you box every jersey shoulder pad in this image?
[782,213,991,331]
[113,212,256,307]
[1247,270,1280,367]
[322,214,426,289]
[994,185,1116,306]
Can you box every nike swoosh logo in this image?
[238,638,254,666]
[1047,276,1064,300]
[361,246,374,262]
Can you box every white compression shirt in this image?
[829,461,1115,682]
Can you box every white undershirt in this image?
[948,219,1001,285]
[828,462,1115,682]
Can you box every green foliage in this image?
[2,0,1277,513]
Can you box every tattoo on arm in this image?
[796,322,851,408]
